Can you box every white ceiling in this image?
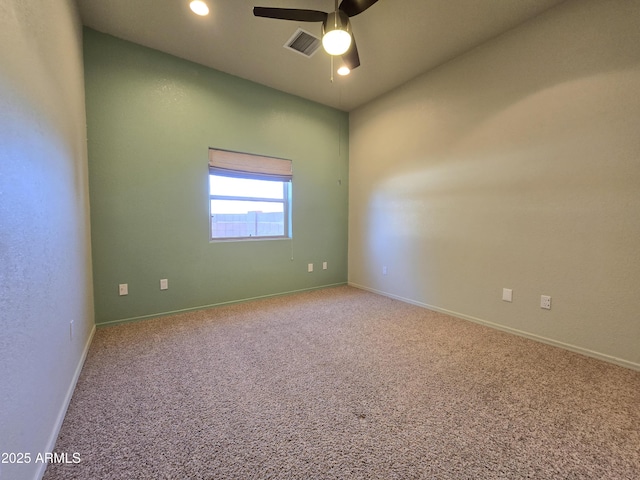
[77,0,567,112]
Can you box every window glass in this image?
[209,173,290,240]
[209,176,284,200]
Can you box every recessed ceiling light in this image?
[190,0,209,16]
[337,66,351,76]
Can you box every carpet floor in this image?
[44,286,639,479]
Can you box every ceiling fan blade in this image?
[342,35,360,69]
[253,7,327,22]
[339,0,379,17]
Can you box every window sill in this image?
[209,236,292,244]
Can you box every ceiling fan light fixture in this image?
[189,1,209,16]
[337,66,351,76]
[322,11,352,56]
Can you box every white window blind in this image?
[208,148,292,181]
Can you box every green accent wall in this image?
[84,29,349,325]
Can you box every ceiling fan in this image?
[253,0,380,70]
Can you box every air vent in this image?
[284,28,321,58]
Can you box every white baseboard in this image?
[349,282,640,372]
[97,282,348,327]
[34,324,96,480]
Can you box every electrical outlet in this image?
[541,295,551,310]
[382,266,388,275]
[308,263,313,273]
[119,283,128,296]
[160,278,168,290]
[322,261,328,270]
[502,288,513,302]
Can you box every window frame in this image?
[209,171,292,241]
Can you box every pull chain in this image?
[330,55,334,83]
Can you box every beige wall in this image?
[349,0,640,369]
[0,1,94,478]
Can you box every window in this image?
[208,149,292,240]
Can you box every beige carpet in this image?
[45,286,639,479]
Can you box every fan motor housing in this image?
[322,10,351,37]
